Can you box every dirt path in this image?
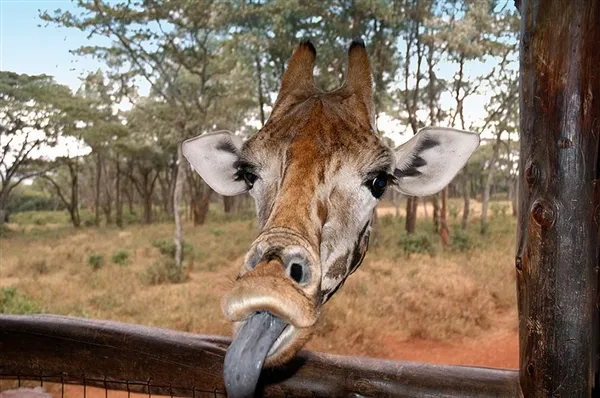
[382,328,518,369]
[381,311,519,369]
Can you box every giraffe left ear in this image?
[182,131,248,196]
[393,127,480,197]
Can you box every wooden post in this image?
[517,1,600,397]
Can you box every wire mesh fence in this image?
[0,374,227,398]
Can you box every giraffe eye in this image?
[236,167,258,188]
[369,172,389,198]
[242,170,258,188]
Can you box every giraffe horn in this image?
[272,41,318,107]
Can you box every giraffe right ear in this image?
[182,131,249,196]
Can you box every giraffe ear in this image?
[393,127,480,196]
[182,131,248,196]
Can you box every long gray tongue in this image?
[224,312,287,398]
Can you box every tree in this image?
[0,71,81,223]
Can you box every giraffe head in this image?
[183,40,479,382]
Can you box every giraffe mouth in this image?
[223,311,288,398]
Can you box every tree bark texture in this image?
[517,1,599,397]
[173,144,185,268]
[440,187,449,247]
[461,167,470,230]
[115,157,123,228]
[432,193,440,233]
[405,196,417,234]
[223,195,234,214]
[94,152,102,227]
[481,132,503,234]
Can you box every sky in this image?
[1,0,109,92]
[1,0,517,147]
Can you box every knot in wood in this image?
[526,362,535,377]
[515,256,523,272]
[531,198,555,228]
[557,137,572,149]
[525,162,540,187]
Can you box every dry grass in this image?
[0,201,517,359]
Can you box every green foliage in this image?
[151,239,194,259]
[6,187,64,214]
[0,287,42,314]
[111,249,130,266]
[209,227,225,237]
[448,205,460,221]
[11,211,70,226]
[87,253,105,270]
[142,259,187,285]
[398,232,437,257]
[450,229,474,252]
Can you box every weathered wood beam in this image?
[0,314,519,398]
[517,1,600,397]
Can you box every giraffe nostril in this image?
[290,263,304,283]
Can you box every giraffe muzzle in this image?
[222,232,322,396]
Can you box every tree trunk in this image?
[69,160,81,228]
[517,2,599,395]
[440,187,449,247]
[422,197,429,219]
[173,144,185,267]
[255,55,266,126]
[223,196,235,213]
[142,194,152,224]
[405,197,417,234]
[0,189,10,224]
[432,194,440,233]
[115,157,123,228]
[510,177,518,217]
[192,191,212,226]
[125,186,134,215]
[481,133,503,234]
[461,167,471,230]
[94,152,101,227]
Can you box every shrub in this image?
[398,232,436,257]
[142,259,187,285]
[111,249,130,266]
[87,253,105,270]
[151,239,194,258]
[209,227,225,237]
[0,287,42,314]
[450,229,474,252]
[448,205,460,221]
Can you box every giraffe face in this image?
[183,41,480,390]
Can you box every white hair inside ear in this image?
[182,131,248,196]
[393,127,480,197]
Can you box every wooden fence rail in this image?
[0,314,519,397]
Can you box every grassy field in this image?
[0,199,517,360]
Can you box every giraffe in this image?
[183,39,480,396]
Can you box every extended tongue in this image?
[223,312,287,398]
